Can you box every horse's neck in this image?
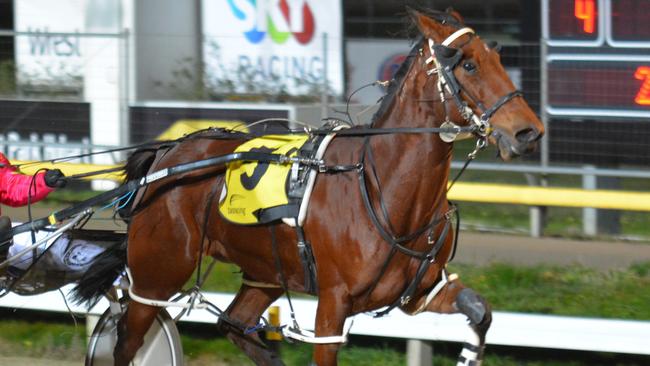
[368,98,452,234]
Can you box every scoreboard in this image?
[541,0,650,165]
[543,0,650,117]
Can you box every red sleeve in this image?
[0,168,54,207]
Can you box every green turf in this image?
[448,262,650,320]
[0,319,85,361]
[195,261,650,320]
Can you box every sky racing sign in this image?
[201,0,343,96]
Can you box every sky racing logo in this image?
[226,0,315,45]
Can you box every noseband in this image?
[424,27,522,144]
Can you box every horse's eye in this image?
[463,62,477,74]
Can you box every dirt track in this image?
[0,357,81,366]
[6,205,650,272]
[455,231,650,271]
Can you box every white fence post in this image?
[582,165,597,236]
[407,339,433,366]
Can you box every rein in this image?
[9,140,173,170]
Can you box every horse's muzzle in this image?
[491,126,542,161]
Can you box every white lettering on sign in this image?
[202,0,343,96]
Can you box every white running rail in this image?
[0,287,648,356]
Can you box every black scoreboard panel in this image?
[610,0,650,43]
[542,0,650,166]
[548,59,650,111]
[549,119,650,165]
[545,0,650,45]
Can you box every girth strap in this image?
[295,224,318,295]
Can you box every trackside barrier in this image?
[447,182,650,212]
[12,160,122,182]
[1,287,649,356]
[11,160,650,212]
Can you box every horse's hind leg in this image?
[113,301,161,366]
[422,275,492,366]
[218,283,285,366]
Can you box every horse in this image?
[75,8,543,366]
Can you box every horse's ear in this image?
[445,8,465,24]
[407,8,446,41]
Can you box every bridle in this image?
[423,27,523,151]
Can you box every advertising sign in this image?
[201,0,343,96]
[14,0,84,88]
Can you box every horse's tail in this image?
[70,239,127,307]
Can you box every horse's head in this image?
[409,9,544,160]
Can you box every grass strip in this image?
[198,261,650,320]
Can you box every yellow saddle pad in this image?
[219,134,309,224]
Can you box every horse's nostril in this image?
[515,128,541,144]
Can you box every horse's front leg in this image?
[312,290,352,366]
[420,275,492,366]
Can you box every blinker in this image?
[432,45,463,68]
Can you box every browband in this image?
[441,27,475,47]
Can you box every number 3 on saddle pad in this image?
[219,134,309,225]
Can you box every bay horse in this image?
[76,8,543,366]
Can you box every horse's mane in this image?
[371,38,423,125]
[371,8,464,125]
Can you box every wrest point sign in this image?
[14,0,84,88]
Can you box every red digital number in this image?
[548,0,599,40]
[574,0,596,34]
[635,66,650,106]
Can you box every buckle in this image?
[400,295,411,305]
[444,206,456,221]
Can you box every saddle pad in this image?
[219,134,309,224]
